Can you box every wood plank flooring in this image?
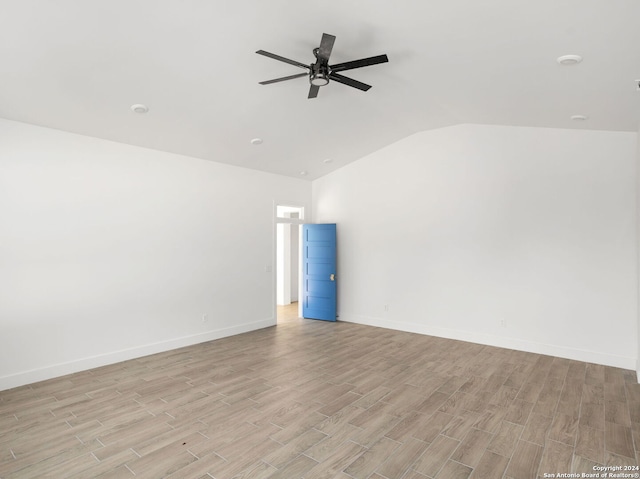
[1,304,638,478]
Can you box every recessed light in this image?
[250,138,263,145]
[571,114,588,121]
[323,158,333,164]
[130,104,149,114]
[299,171,308,176]
[556,55,583,66]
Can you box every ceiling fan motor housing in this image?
[310,62,330,86]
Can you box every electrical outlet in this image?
[202,314,208,323]
[383,304,390,312]
[500,319,506,328]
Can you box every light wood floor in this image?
[1,304,638,478]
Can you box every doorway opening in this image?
[275,205,304,324]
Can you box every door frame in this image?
[273,201,307,321]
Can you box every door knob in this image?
[330,274,335,281]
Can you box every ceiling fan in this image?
[256,33,389,99]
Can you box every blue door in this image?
[302,224,337,321]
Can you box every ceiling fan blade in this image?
[259,72,308,85]
[308,84,320,99]
[330,54,389,73]
[328,72,372,91]
[317,33,336,62]
[256,50,310,70]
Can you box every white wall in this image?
[276,223,291,305]
[313,124,638,370]
[0,118,311,390]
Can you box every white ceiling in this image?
[1,0,639,180]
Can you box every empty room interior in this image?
[1,1,640,478]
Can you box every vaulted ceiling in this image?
[2,0,639,179]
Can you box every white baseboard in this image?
[0,318,275,392]
[339,313,636,371]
